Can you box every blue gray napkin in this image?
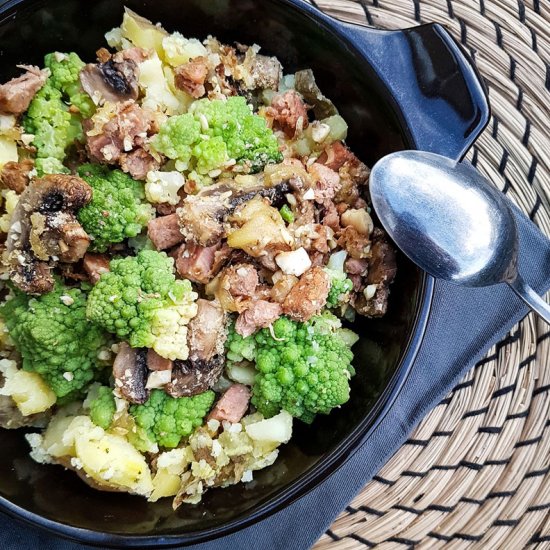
[1,202,549,549]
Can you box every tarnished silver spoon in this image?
[369,150,550,323]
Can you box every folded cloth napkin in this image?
[1,203,549,550]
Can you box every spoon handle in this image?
[507,275,550,324]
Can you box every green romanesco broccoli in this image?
[250,314,357,423]
[0,283,111,401]
[45,52,95,118]
[325,250,353,308]
[77,164,155,252]
[129,389,215,448]
[24,52,94,172]
[88,385,116,430]
[153,96,282,175]
[86,250,198,360]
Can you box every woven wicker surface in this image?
[306,0,550,547]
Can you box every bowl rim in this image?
[0,0,440,546]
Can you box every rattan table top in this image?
[307,0,550,547]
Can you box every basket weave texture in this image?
[307,0,550,547]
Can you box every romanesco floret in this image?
[86,250,198,360]
[35,157,70,176]
[153,96,282,175]
[129,389,215,448]
[88,385,116,430]
[44,52,95,118]
[0,283,111,401]
[251,315,356,423]
[77,164,155,252]
[24,52,94,172]
[325,250,353,308]
[226,322,257,364]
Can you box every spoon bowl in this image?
[370,150,550,322]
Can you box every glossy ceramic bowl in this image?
[0,0,489,546]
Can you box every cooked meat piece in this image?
[83,253,110,283]
[187,299,227,361]
[354,284,391,317]
[238,51,282,91]
[322,201,341,232]
[177,180,291,246]
[308,163,341,203]
[0,159,34,193]
[235,299,282,337]
[221,263,259,297]
[349,273,363,292]
[174,57,209,98]
[345,257,369,276]
[293,196,315,227]
[282,266,330,322]
[175,241,230,284]
[113,343,149,404]
[86,101,156,166]
[207,384,251,423]
[0,65,48,115]
[335,158,371,206]
[294,69,337,119]
[120,148,160,180]
[310,224,331,254]
[317,141,354,171]
[147,213,184,251]
[147,348,173,371]
[6,174,92,294]
[80,59,139,104]
[338,225,371,259]
[155,202,178,216]
[112,47,151,65]
[216,263,260,313]
[366,229,397,286]
[266,90,309,138]
[166,356,224,398]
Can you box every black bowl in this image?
[0,0,489,546]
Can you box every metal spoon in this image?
[369,150,550,323]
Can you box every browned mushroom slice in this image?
[113,343,149,404]
[165,356,224,398]
[80,59,139,104]
[6,174,92,294]
[177,180,291,247]
[187,299,227,362]
[353,228,397,318]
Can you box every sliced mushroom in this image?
[80,58,139,104]
[166,356,224,398]
[165,300,227,397]
[177,180,291,247]
[113,343,149,404]
[6,174,92,294]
